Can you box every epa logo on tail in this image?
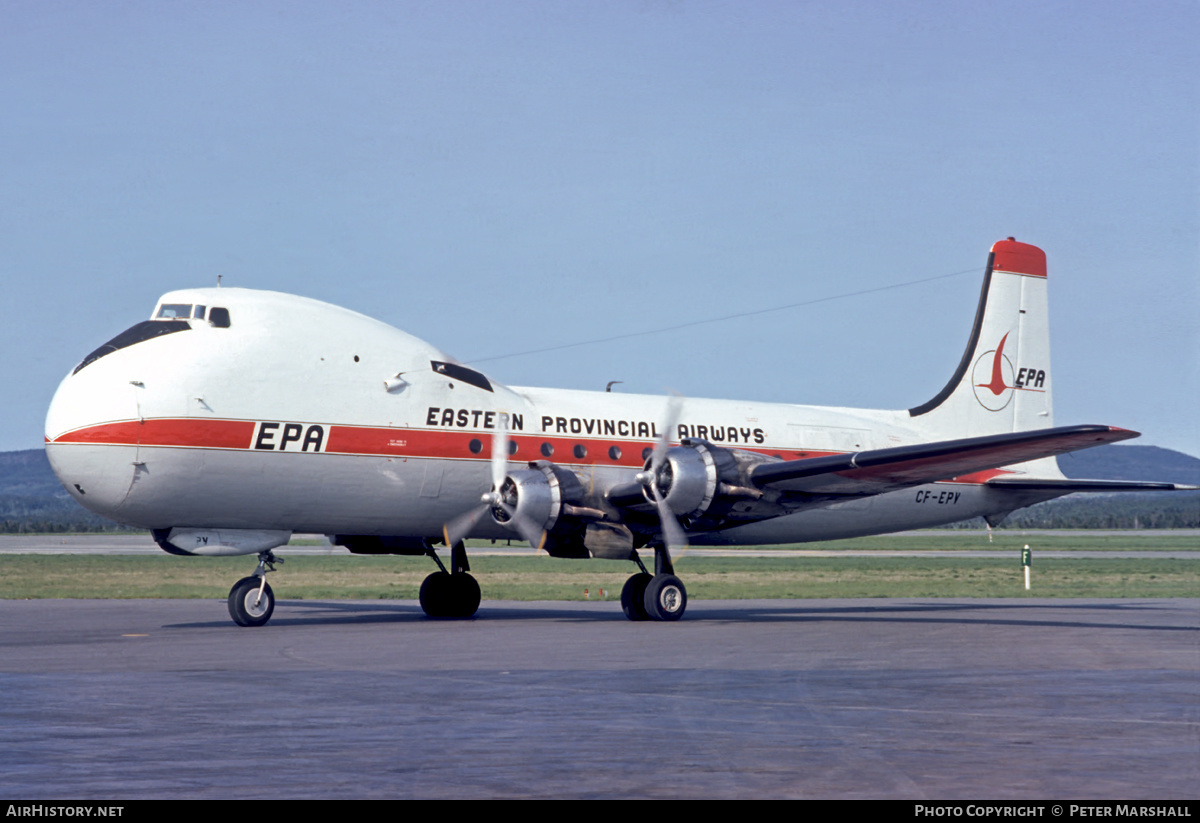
[972,333,1047,411]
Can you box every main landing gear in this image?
[621,546,688,622]
[228,550,281,627]
[419,541,480,619]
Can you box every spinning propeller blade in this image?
[638,395,689,554]
[441,413,546,550]
[442,504,488,549]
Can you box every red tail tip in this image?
[991,238,1047,278]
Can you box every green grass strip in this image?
[1,553,1195,600]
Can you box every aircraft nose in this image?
[44,363,142,521]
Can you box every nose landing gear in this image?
[228,551,281,627]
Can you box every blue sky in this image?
[2,0,1197,456]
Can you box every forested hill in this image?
[991,444,1199,529]
[2,444,1197,532]
[995,445,1199,530]
[1057,445,1200,486]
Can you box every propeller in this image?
[635,395,689,553]
[442,417,546,550]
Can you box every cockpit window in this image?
[209,307,230,328]
[193,305,206,320]
[156,304,193,319]
[73,320,191,375]
[431,360,493,392]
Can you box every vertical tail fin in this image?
[908,238,1053,438]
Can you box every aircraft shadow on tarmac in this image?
[166,597,1195,633]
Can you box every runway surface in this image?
[1,597,1196,799]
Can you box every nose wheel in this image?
[228,576,275,627]
[227,550,281,627]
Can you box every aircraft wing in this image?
[747,424,1139,496]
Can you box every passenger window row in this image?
[465,439,652,462]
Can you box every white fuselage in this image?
[45,287,1042,549]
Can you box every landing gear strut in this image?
[621,547,688,622]
[228,550,281,627]
[419,541,480,619]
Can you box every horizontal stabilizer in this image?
[749,425,1139,495]
[986,478,1198,492]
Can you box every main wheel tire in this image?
[228,576,275,627]
[621,573,653,621]
[419,571,452,618]
[420,572,481,618]
[643,573,687,621]
[450,573,481,618]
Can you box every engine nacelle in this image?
[489,460,586,537]
[641,438,739,520]
[491,468,558,533]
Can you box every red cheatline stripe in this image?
[51,419,256,449]
[47,418,1004,484]
[49,418,841,466]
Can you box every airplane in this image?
[44,238,1193,626]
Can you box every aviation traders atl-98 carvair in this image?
[45,239,1192,626]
